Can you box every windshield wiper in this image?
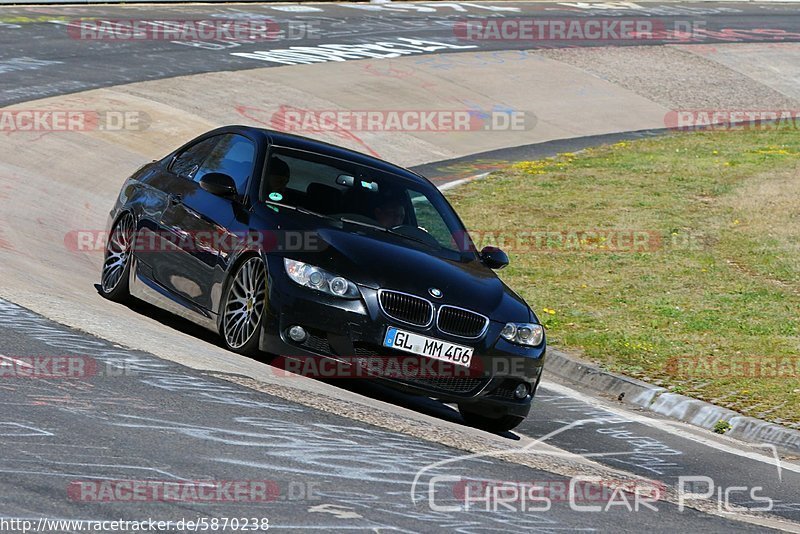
[386,228,436,248]
[338,217,387,232]
[337,217,437,248]
[264,200,337,221]
[264,206,438,249]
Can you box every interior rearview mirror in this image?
[336,174,355,187]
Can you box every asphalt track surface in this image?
[2,1,800,532]
[0,1,800,107]
[2,297,786,533]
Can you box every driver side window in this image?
[171,137,218,179]
[194,134,256,197]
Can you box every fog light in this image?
[513,383,530,399]
[288,325,307,343]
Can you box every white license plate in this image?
[383,327,474,367]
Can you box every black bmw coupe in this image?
[101,126,546,431]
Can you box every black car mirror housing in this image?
[480,246,509,270]
[199,172,237,198]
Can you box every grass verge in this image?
[447,129,800,427]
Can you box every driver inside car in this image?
[264,157,304,207]
[266,158,291,192]
[374,197,406,228]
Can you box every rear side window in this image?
[194,134,256,196]
[170,137,218,179]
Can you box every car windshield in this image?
[260,146,476,255]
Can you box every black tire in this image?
[459,405,525,433]
[219,256,267,356]
[99,212,135,303]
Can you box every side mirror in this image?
[199,172,237,197]
[480,246,509,270]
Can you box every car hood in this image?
[284,224,533,323]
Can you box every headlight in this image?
[284,258,360,299]
[500,322,544,346]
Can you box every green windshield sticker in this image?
[269,192,283,201]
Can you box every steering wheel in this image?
[390,224,441,248]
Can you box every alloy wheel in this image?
[101,213,134,294]
[223,257,266,349]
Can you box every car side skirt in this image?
[128,256,220,333]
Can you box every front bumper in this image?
[259,256,546,418]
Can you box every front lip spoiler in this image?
[277,345,491,399]
[272,340,538,405]
[373,373,494,399]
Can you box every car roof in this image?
[218,125,431,187]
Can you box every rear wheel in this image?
[99,213,135,302]
[459,405,525,433]
[220,256,267,356]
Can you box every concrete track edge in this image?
[545,349,800,455]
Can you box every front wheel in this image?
[459,405,525,433]
[220,256,267,356]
